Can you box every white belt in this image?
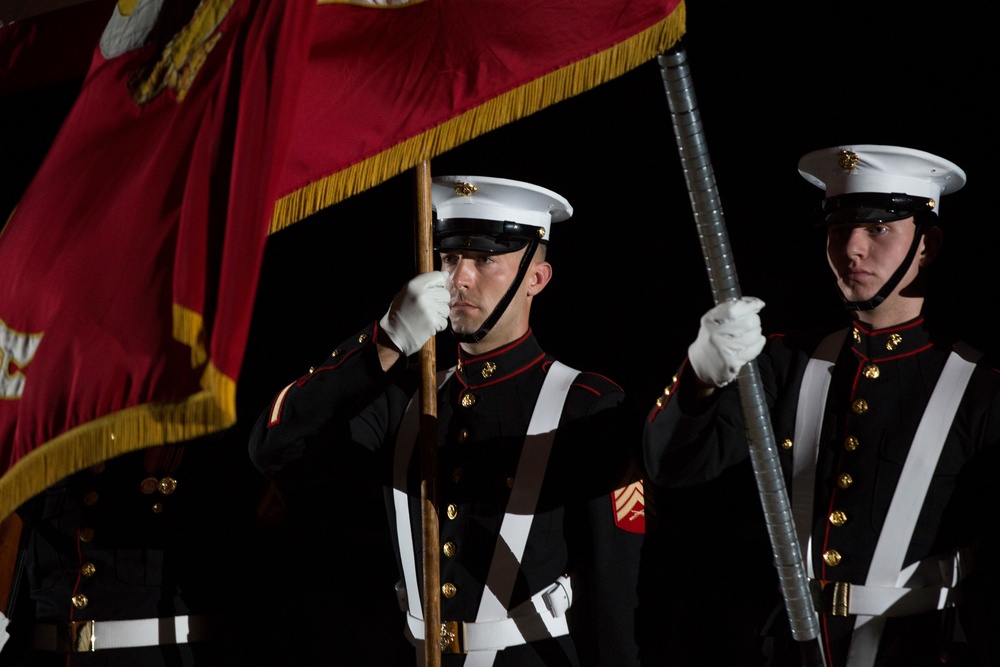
[33,615,210,652]
[811,579,961,617]
[407,576,572,653]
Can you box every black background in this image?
[3,2,998,663]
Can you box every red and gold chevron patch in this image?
[612,470,645,534]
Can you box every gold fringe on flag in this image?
[0,378,236,521]
[173,302,209,369]
[269,2,686,235]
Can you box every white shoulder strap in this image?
[848,346,979,667]
[392,361,580,642]
[792,329,845,578]
[466,361,579,667]
[393,367,454,622]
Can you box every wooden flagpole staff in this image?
[414,160,442,667]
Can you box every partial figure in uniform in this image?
[249,175,646,666]
[643,145,1000,666]
[0,434,276,667]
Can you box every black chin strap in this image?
[451,236,541,344]
[841,223,924,311]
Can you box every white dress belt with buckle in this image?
[812,579,961,617]
[33,615,210,652]
[407,577,572,653]
[407,610,570,654]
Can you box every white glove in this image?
[379,271,450,356]
[688,296,766,387]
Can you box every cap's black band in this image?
[822,192,935,225]
[434,218,544,253]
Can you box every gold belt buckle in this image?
[814,580,852,617]
[65,620,96,652]
[831,581,851,617]
[439,621,464,654]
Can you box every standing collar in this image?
[850,316,932,360]
[454,329,545,388]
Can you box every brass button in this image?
[837,473,853,489]
[80,563,96,578]
[446,504,458,520]
[851,399,868,415]
[331,349,341,358]
[79,528,95,543]
[441,583,457,598]
[844,436,859,452]
[506,477,514,489]
[82,491,99,507]
[823,550,842,567]
[862,363,880,379]
[443,542,456,558]
[152,502,164,513]
[457,428,469,444]
[158,476,178,495]
[852,328,861,343]
[452,468,462,483]
[886,333,902,351]
[358,333,369,343]
[829,510,848,527]
[461,393,476,408]
[780,438,793,450]
[308,366,315,374]
[456,359,463,371]
[71,594,89,609]
[655,396,665,408]
[140,477,159,494]
[481,361,497,379]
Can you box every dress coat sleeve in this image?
[248,321,413,489]
[642,336,808,488]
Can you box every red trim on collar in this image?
[453,352,545,391]
[455,329,533,365]
[853,316,925,337]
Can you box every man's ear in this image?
[919,226,943,267]
[526,261,553,297]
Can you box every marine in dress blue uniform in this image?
[643,146,1000,667]
[249,176,645,666]
[3,433,272,667]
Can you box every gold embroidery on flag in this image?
[128,0,236,104]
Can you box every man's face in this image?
[825,217,923,305]
[439,247,531,345]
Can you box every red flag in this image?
[0,0,315,519]
[0,0,684,520]
[270,0,686,232]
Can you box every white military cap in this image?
[432,175,572,253]
[798,145,966,222]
